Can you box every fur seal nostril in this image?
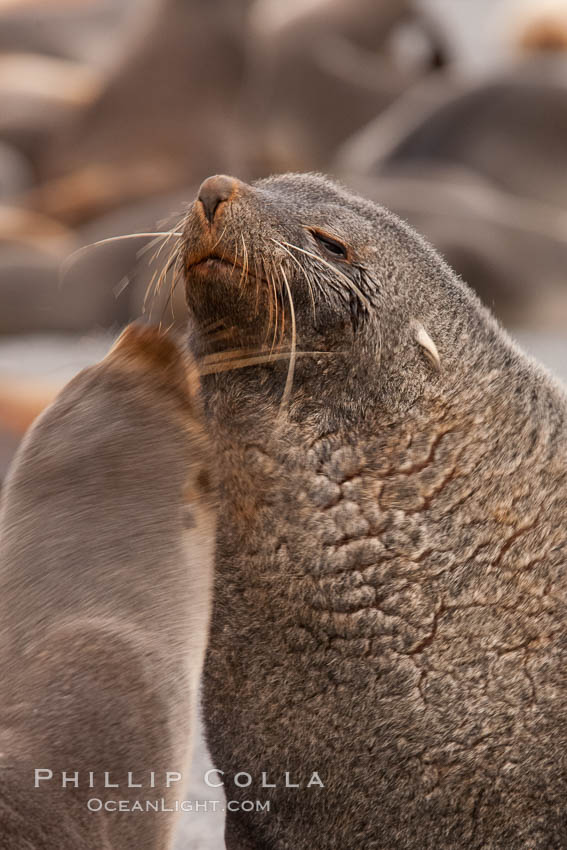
[197,174,237,224]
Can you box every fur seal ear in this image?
[413,320,441,371]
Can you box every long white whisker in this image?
[277,265,297,421]
[61,231,183,279]
[200,349,335,375]
[274,241,318,324]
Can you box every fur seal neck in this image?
[183,172,539,431]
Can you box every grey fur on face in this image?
[182,172,567,849]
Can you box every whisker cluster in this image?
[59,231,183,288]
[62,217,367,413]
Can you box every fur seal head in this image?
[182,172,492,424]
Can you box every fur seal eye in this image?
[309,229,348,260]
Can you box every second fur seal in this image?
[183,173,567,849]
[0,324,215,849]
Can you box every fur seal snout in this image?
[181,172,567,849]
[0,324,216,849]
[197,174,239,224]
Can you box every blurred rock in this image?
[336,58,567,329]
[0,52,102,164]
[0,0,135,66]
[0,330,114,484]
[0,242,127,334]
[413,0,567,75]
[0,203,72,247]
[75,188,195,328]
[0,377,61,434]
[0,329,114,484]
[0,184,197,334]
[0,205,79,333]
[39,0,252,197]
[514,329,567,384]
[26,161,179,226]
[0,141,32,199]
[245,0,447,173]
[337,58,567,209]
[343,170,567,330]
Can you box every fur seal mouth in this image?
[188,255,237,274]
[186,252,267,286]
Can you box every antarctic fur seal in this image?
[183,173,567,849]
[0,323,216,849]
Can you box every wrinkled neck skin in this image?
[192,255,567,646]
[192,275,564,593]
[196,254,567,849]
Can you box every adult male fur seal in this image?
[183,173,567,849]
[0,324,216,849]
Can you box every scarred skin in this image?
[183,173,567,849]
